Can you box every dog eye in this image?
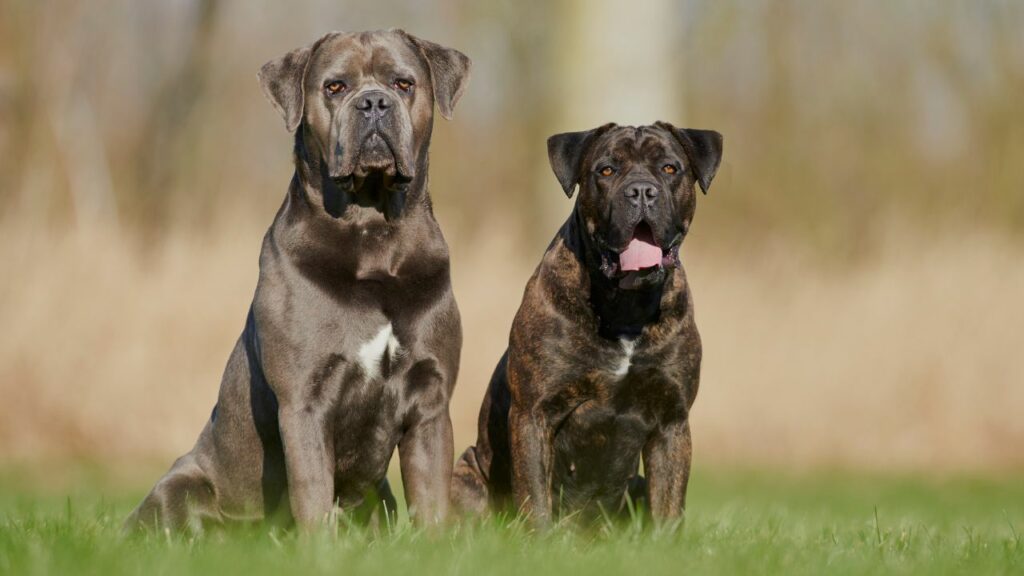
[394,79,414,92]
[324,81,346,95]
[598,166,615,177]
[662,164,678,175]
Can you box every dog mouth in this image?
[598,221,681,289]
[351,132,401,179]
[619,222,662,272]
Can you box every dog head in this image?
[259,29,470,188]
[548,123,723,289]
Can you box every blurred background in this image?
[1,0,1022,484]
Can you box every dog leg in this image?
[348,478,398,532]
[123,453,220,534]
[642,418,692,523]
[509,405,554,528]
[398,412,453,525]
[451,446,490,516]
[278,405,334,531]
[375,477,399,525]
[624,474,648,516]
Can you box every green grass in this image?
[0,467,1021,575]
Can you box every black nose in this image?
[624,182,659,206]
[354,90,392,116]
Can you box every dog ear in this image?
[547,124,615,198]
[658,122,723,194]
[400,31,472,121]
[258,39,320,132]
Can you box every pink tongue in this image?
[619,237,662,272]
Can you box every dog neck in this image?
[565,207,668,340]
[264,127,451,286]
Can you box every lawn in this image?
[0,467,1021,575]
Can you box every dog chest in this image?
[611,337,637,379]
[356,322,402,381]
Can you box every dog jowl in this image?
[125,30,470,533]
[451,123,723,526]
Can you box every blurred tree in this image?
[0,0,1021,251]
[131,0,220,237]
[535,0,680,241]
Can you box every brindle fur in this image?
[452,123,723,526]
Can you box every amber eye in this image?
[662,164,678,175]
[599,166,615,177]
[324,81,346,95]
[394,79,414,92]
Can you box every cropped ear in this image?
[547,124,615,198]
[258,39,320,132]
[657,122,724,194]
[400,30,472,120]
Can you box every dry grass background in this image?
[2,1,1024,477]
[2,215,1022,473]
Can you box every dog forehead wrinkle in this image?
[608,134,641,159]
[367,49,393,76]
[357,322,400,380]
[367,36,421,75]
[315,36,366,72]
[639,136,668,158]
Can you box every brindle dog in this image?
[451,123,723,526]
[125,30,470,532]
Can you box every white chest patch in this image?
[613,338,637,378]
[358,322,401,380]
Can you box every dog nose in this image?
[624,182,659,206]
[354,90,392,115]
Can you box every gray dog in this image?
[125,29,470,532]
